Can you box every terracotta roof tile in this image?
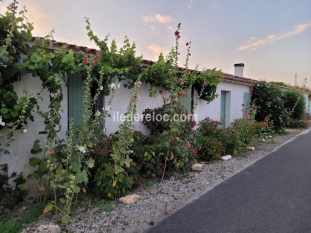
[47,38,258,86]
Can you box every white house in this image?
[0,40,256,190]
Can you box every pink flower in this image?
[243,113,250,119]
[137,95,140,101]
[186,141,191,148]
[264,117,268,122]
[180,79,185,85]
[251,104,255,108]
[83,58,88,64]
[50,150,56,156]
[203,81,208,86]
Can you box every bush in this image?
[287,119,311,129]
[284,90,305,120]
[304,112,311,120]
[198,136,224,160]
[142,103,198,174]
[251,81,288,132]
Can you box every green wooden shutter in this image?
[68,74,84,126]
[243,92,250,113]
[220,91,226,128]
[179,87,192,113]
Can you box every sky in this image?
[1,0,310,87]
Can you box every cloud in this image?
[147,43,167,60]
[238,22,311,52]
[166,25,173,30]
[142,14,174,24]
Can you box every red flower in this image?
[159,90,163,94]
[94,55,99,65]
[186,42,189,46]
[174,30,180,37]
[242,104,245,106]
[50,150,56,156]
[83,58,88,64]
[180,79,185,85]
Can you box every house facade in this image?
[2,40,295,190]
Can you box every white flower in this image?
[104,105,111,111]
[262,139,265,142]
[130,150,133,153]
[110,82,121,89]
[22,129,27,133]
[103,127,106,133]
[99,86,103,91]
[137,95,140,101]
[79,146,86,153]
[0,118,5,127]
[94,110,101,117]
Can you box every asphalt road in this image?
[147,129,311,233]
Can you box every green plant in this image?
[0,165,28,209]
[98,200,114,212]
[287,119,311,129]
[284,90,305,120]
[0,218,22,233]
[251,81,288,132]
[198,136,224,160]
[21,203,45,224]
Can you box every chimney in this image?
[234,63,244,77]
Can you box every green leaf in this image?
[99,203,114,212]
[29,157,41,166]
[70,161,81,172]
[31,140,43,155]
[0,108,8,114]
[62,215,71,223]
[73,186,80,193]
[75,170,88,184]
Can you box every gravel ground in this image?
[22,128,308,233]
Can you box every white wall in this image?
[195,82,250,124]
[104,81,169,135]
[0,74,68,192]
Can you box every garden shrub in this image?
[287,119,311,129]
[283,90,305,120]
[304,112,311,120]
[198,136,224,160]
[251,81,288,132]
[142,103,198,174]
[0,166,28,209]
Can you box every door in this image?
[220,91,226,128]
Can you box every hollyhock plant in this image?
[83,58,88,64]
